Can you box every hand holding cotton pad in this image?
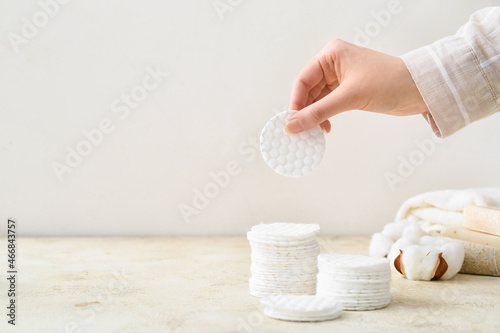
[260,110,325,177]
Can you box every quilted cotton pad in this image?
[247,222,320,297]
[260,110,325,177]
[260,295,342,322]
[318,253,390,272]
[317,253,392,311]
[250,223,320,239]
[261,294,339,312]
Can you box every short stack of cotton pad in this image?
[260,294,342,322]
[260,110,325,177]
[247,223,320,297]
[316,253,391,311]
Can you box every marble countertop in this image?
[0,236,499,332]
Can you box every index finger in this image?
[289,56,325,111]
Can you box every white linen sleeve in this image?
[400,7,500,138]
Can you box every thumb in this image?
[285,85,352,134]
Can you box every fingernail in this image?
[285,118,303,134]
[321,127,327,135]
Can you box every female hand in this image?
[286,39,429,134]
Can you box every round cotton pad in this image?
[260,110,325,177]
[260,294,342,322]
[316,253,392,311]
[247,222,320,297]
[250,223,320,239]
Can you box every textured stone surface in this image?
[0,236,499,332]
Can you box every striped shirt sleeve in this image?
[400,7,500,138]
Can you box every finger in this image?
[286,84,351,134]
[306,81,328,106]
[289,57,327,111]
[320,120,331,134]
[312,85,335,104]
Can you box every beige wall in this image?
[1,0,499,235]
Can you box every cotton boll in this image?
[391,236,465,281]
[387,237,419,271]
[401,221,426,239]
[372,218,463,281]
[369,233,394,257]
[399,245,441,281]
[440,242,465,280]
[388,237,410,264]
[381,220,412,241]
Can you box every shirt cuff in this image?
[400,35,495,138]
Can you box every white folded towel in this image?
[395,188,500,231]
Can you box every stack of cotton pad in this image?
[316,253,391,311]
[247,223,320,297]
[260,110,325,177]
[260,294,342,322]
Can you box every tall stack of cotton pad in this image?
[247,223,320,297]
[260,294,342,322]
[316,253,391,311]
[260,110,325,178]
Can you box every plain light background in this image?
[1,0,499,236]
